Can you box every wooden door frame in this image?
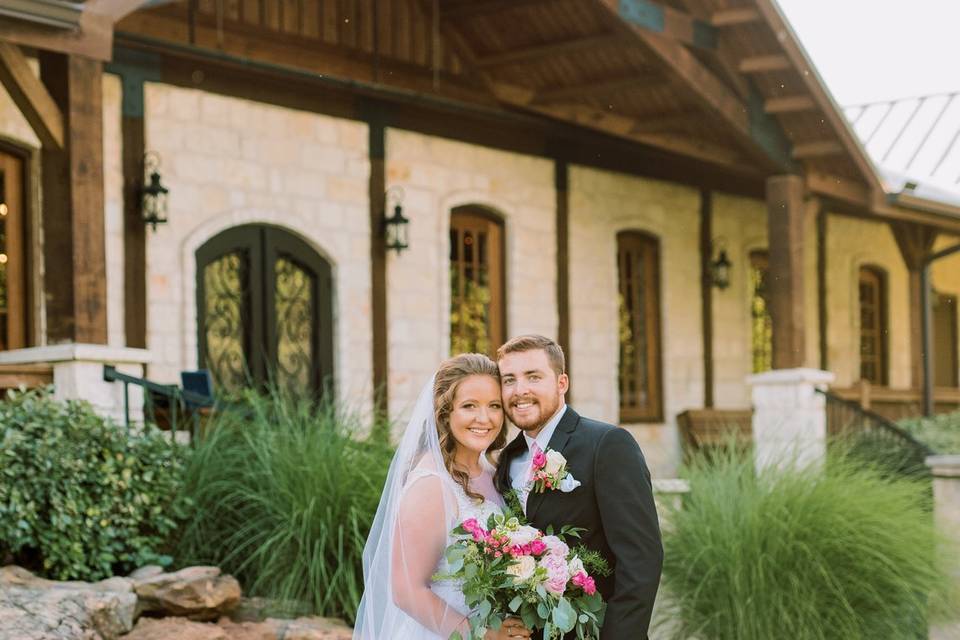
[0,140,33,350]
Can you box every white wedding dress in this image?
[354,379,506,640]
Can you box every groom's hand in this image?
[486,617,532,640]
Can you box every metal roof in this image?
[844,92,960,206]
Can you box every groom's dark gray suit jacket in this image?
[494,407,663,640]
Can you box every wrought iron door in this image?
[196,225,333,397]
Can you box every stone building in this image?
[0,0,958,477]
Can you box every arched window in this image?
[858,265,888,385]
[449,207,505,357]
[617,231,662,422]
[196,224,333,397]
[749,250,772,373]
[0,149,27,352]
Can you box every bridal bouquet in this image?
[436,513,607,640]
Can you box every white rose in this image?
[544,450,566,475]
[568,556,585,576]
[506,555,536,582]
[508,525,540,547]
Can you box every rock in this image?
[127,566,164,583]
[123,617,227,640]
[228,597,313,623]
[267,616,353,640]
[134,566,241,620]
[0,584,136,640]
[216,618,283,640]
[0,566,132,594]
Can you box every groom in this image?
[494,335,663,640]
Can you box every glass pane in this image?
[750,258,773,373]
[202,251,249,392]
[618,238,658,417]
[450,219,495,356]
[275,256,315,395]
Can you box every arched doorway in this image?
[196,224,333,397]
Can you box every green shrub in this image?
[899,411,960,454]
[176,387,393,624]
[0,387,191,580]
[659,448,955,640]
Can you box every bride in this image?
[354,354,532,640]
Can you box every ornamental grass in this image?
[658,447,957,640]
[175,385,393,624]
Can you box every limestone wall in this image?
[568,165,703,478]
[384,129,556,424]
[103,73,125,348]
[825,213,911,388]
[142,83,373,414]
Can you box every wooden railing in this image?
[676,408,753,454]
[0,363,53,394]
[830,380,960,422]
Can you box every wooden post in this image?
[367,107,388,416]
[700,188,714,407]
[766,175,806,369]
[556,160,571,403]
[891,221,938,389]
[39,52,107,345]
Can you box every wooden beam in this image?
[610,0,717,50]
[631,111,700,134]
[39,52,108,344]
[792,140,845,159]
[556,161,571,403]
[890,221,939,388]
[711,7,761,27]
[805,170,871,207]
[367,107,388,416]
[753,0,886,196]
[84,0,154,21]
[442,0,554,20]
[0,43,64,149]
[767,174,807,369]
[699,189,714,407]
[739,54,791,74]
[534,73,664,104]
[0,11,114,61]
[475,34,619,69]
[765,95,817,114]
[593,3,785,170]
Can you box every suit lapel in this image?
[495,431,527,494]
[525,407,580,522]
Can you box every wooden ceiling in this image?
[115,0,882,202]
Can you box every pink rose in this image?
[540,554,570,595]
[532,450,547,470]
[541,535,569,558]
[572,571,597,596]
[528,539,547,556]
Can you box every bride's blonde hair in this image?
[433,353,507,502]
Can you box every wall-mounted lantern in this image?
[384,186,409,254]
[711,247,732,290]
[141,151,169,231]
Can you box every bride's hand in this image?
[485,617,532,640]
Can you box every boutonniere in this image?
[530,448,581,494]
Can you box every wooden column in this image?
[891,221,938,389]
[699,188,714,407]
[121,77,146,348]
[367,108,388,415]
[555,160,571,402]
[766,175,806,369]
[39,52,107,344]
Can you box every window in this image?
[933,292,958,388]
[858,266,888,385]
[0,150,26,351]
[449,207,505,357]
[617,231,662,422]
[196,224,333,397]
[749,250,772,373]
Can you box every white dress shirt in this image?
[509,404,568,506]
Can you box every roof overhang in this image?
[0,0,82,30]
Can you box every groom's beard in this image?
[507,393,560,432]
